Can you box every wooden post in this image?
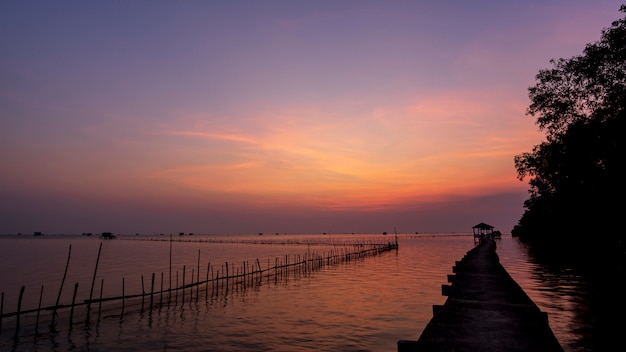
[15,286,24,338]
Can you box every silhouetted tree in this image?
[513,5,625,253]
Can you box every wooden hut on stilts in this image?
[472,222,494,243]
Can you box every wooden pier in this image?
[398,238,564,352]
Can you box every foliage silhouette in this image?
[513,5,625,256]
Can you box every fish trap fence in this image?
[0,237,398,338]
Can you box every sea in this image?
[0,233,616,351]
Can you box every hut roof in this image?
[472,222,494,230]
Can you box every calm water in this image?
[0,233,605,351]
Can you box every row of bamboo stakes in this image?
[0,235,398,340]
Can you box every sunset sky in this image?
[1,1,623,235]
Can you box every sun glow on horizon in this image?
[2,0,616,234]
[141,91,538,212]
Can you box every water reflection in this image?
[498,236,625,352]
[2,234,621,351]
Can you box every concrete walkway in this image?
[398,239,564,352]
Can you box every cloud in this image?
[169,130,260,145]
[139,92,533,215]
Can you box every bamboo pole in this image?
[14,286,24,338]
[182,266,186,305]
[35,285,43,332]
[87,242,103,315]
[122,278,125,314]
[52,244,71,325]
[225,262,229,290]
[197,249,200,301]
[169,234,172,303]
[150,273,155,309]
[141,274,145,311]
[69,283,78,328]
[190,268,194,302]
[98,279,103,320]
[206,262,210,296]
[0,291,4,334]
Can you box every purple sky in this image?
[1,1,623,235]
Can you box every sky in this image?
[1,1,623,235]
